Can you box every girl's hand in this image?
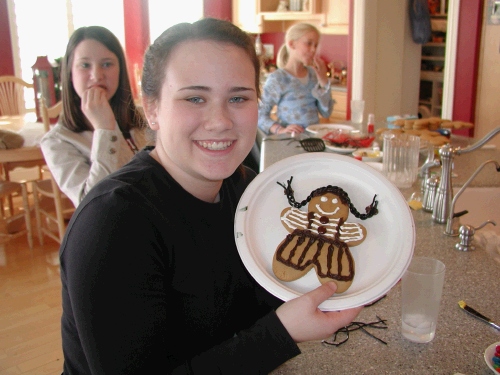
[276,282,363,343]
[312,56,329,88]
[280,124,304,134]
[81,86,116,130]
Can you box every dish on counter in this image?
[484,341,500,374]
[322,131,375,152]
[352,148,383,162]
[325,143,357,154]
[234,153,415,311]
[306,123,354,135]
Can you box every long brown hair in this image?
[60,26,144,133]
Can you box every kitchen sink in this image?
[454,187,500,235]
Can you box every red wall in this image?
[452,1,483,136]
[0,0,15,76]
[204,0,232,21]
[123,0,150,99]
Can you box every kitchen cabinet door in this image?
[232,0,323,34]
[319,0,349,35]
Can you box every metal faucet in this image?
[432,126,500,225]
[444,159,500,235]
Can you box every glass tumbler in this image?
[382,132,420,188]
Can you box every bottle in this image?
[367,113,375,135]
[367,113,379,151]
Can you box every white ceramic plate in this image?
[484,341,500,373]
[352,148,383,162]
[324,143,357,154]
[234,153,415,310]
[365,162,383,172]
[306,123,354,135]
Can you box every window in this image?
[10,0,124,110]
[9,0,203,110]
[148,0,203,42]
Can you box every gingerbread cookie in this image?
[273,177,379,294]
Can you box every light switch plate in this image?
[263,44,274,59]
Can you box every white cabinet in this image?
[319,0,349,35]
[232,0,348,35]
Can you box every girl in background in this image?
[41,26,152,207]
[258,23,333,135]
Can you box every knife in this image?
[458,300,500,331]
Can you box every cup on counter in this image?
[350,99,365,124]
[382,132,420,188]
[401,257,445,343]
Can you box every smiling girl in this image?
[59,18,361,374]
[41,26,152,207]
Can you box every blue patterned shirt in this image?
[258,67,334,134]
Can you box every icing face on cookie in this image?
[309,192,349,220]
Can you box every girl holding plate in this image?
[59,18,361,374]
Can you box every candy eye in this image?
[321,197,327,202]
[331,198,338,204]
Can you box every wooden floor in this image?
[0,198,63,375]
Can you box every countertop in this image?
[331,84,347,93]
[262,135,500,375]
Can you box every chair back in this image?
[40,98,62,132]
[0,76,34,116]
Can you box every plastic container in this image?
[367,113,375,135]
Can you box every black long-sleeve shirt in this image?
[60,148,300,374]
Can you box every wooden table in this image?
[0,113,46,214]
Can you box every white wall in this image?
[353,0,422,124]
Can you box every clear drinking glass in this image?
[382,132,420,188]
[401,257,445,343]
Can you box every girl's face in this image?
[290,30,320,66]
[71,39,120,101]
[145,40,258,199]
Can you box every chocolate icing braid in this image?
[277,176,379,220]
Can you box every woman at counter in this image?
[58,18,362,374]
[258,22,333,135]
[41,26,152,207]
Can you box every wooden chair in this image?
[0,180,33,248]
[0,77,43,215]
[0,75,33,116]
[32,98,74,244]
[40,98,62,132]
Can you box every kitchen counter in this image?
[263,136,500,375]
[331,84,347,93]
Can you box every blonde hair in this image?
[276,23,320,69]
